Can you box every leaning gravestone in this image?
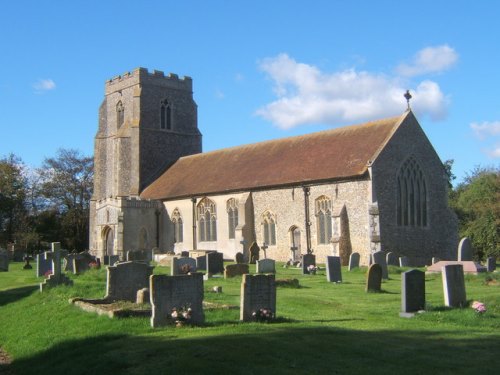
[171,257,197,276]
[442,264,466,308]
[400,269,425,317]
[486,257,496,272]
[0,250,9,272]
[36,252,52,277]
[326,256,342,283]
[256,259,276,274]
[150,273,204,328]
[386,252,398,266]
[372,251,388,279]
[457,237,473,261]
[235,252,244,264]
[348,252,360,271]
[240,274,276,322]
[224,263,249,278]
[196,255,207,271]
[105,261,154,302]
[399,256,410,267]
[302,253,316,274]
[366,263,382,292]
[206,252,224,275]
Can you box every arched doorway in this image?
[289,226,301,261]
[103,226,114,256]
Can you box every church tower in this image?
[89,68,202,259]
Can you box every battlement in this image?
[105,67,192,93]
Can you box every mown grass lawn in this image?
[0,261,499,375]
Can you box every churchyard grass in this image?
[0,261,499,374]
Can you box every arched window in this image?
[171,208,183,243]
[262,211,276,245]
[315,196,332,244]
[397,157,427,227]
[160,99,172,130]
[116,101,124,129]
[227,198,239,239]
[198,197,217,241]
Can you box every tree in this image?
[450,166,499,260]
[39,149,93,251]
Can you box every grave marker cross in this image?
[261,243,269,259]
[45,242,67,281]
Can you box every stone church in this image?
[89,67,457,266]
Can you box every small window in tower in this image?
[160,99,172,130]
[116,101,124,129]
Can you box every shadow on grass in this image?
[0,285,39,307]
[5,326,500,375]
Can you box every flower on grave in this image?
[252,307,275,323]
[471,301,486,314]
[307,265,318,273]
[170,306,192,324]
[180,264,192,274]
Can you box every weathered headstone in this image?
[399,256,410,267]
[0,250,9,272]
[256,259,276,274]
[326,256,342,283]
[366,263,382,292]
[196,255,207,271]
[457,237,473,261]
[136,288,150,304]
[224,263,249,278]
[64,253,84,273]
[150,273,204,328]
[301,253,316,275]
[348,252,360,271]
[235,252,244,264]
[240,274,276,322]
[40,242,73,291]
[372,251,388,279]
[442,264,466,308]
[386,252,398,266]
[249,242,260,264]
[486,257,496,272]
[400,269,425,317]
[73,257,91,274]
[171,257,197,276]
[36,252,52,277]
[127,250,152,262]
[105,261,154,302]
[206,252,224,275]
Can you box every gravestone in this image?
[486,257,496,272]
[150,273,204,328]
[431,257,440,264]
[386,252,398,266]
[400,269,425,317]
[196,255,207,271]
[40,242,73,291]
[249,242,260,264]
[127,250,152,262]
[206,252,224,275]
[457,237,473,261]
[64,253,84,273]
[348,252,360,271]
[326,256,342,283]
[235,252,244,264]
[256,259,276,274]
[0,250,8,272]
[224,263,249,278]
[399,256,410,267]
[36,252,52,277]
[103,255,120,266]
[301,253,316,274]
[372,251,388,279]
[181,251,189,257]
[136,288,150,304]
[105,261,154,302]
[73,257,90,274]
[23,255,33,269]
[171,257,197,276]
[240,274,276,322]
[442,264,466,308]
[365,263,382,292]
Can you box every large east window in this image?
[397,157,427,227]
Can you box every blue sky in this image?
[1,0,499,185]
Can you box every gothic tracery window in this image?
[397,157,427,227]
[315,196,332,244]
[171,208,183,243]
[116,101,124,129]
[227,198,239,239]
[160,99,172,130]
[262,211,276,245]
[198,197,217,241]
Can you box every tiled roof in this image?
[140,112,407,200]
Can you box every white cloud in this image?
[396,45,458,77]
[215,88,225,99]
[33,79,56,92]
[256,53,449,129]
[487,145,500,158]
[470,121,500,140]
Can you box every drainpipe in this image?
[303,186,312,254]
[191,197,197,250]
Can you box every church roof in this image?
[140,111,408,200]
